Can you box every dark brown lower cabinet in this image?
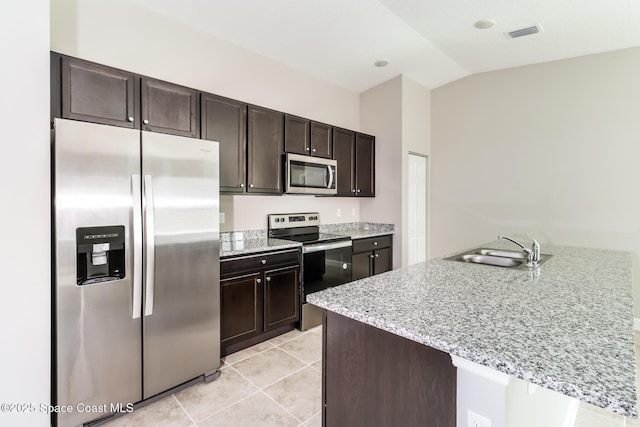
[351,235,393,280]
[220,250,300,356]
[220,272,261,343]
[323,311,456,427]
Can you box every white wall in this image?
[0,1,51,426]
[431,47,640,314]
[360,75,431,268]
[221,195,360,231]
[51,0,362,232]
[360,76,404,267]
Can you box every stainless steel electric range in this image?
[268,213,352,330]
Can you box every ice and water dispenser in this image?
[76,225,125,285]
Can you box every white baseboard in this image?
[634,318,640,331]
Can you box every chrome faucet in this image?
[498,233,541,267]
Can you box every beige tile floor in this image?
[103,326,323,427]
[104,328,640,427]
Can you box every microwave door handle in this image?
[327,164,334,189]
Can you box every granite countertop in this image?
[220,238,301,258]
[320,222,394,240]
[307,240,637,417]
[333,229,394,239]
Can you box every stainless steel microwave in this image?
[285,153,337,195]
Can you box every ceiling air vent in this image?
[507,25,542,39]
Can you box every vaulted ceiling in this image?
[132,0,640,92]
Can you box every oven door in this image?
[286,153,337,195]
[300,240,352,330]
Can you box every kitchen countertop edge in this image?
[306,242,638,418]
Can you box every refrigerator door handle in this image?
[132,174,143,319]
[144,174,155,317]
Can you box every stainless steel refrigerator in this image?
[52,118,220,427]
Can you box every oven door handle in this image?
[303,240,352,254]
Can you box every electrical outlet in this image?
[351,208,356,217]
[468,410,492,427]
[336,208,342,217]
[219,212,225,224]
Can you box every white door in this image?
[408,153,427,265]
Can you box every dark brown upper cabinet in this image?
[285,116,332,159]
[284,115,310,156]
[310,122,332,158]
[333,128,356,196]
[332,129,375,197]
[201,93,247,193]
[247,106,284,194]
[355,133,375,197]
[141,78,198,138]
[59,55,138,129]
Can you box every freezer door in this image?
[141,131,220,399]
[53,119,142,427]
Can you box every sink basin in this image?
[445,247,552,270]
[455,254,524,268]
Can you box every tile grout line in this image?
[223,328,320,367]
[226,363,307,425]
[194,390,263,425]
[276,344,321,367]
[171,393,198,426]
[222,341,277,366]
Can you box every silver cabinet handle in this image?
[128,116,134,122]
[352,189,356,193]
[375,254,379,258]
[257,278,262,284]
[240,183,245,188]
[144,174,155,317]
[357,189,361,193]
[373,241,378,246]
[312,148,316,152]
[131,174,143,319]
[261,259,267,265]
[143,119,149,125]
[370,254,375,259]
[249,184,254,188]
[306,147,310,151]
[266,277,271,282]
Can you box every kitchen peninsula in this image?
[307,241,637,426]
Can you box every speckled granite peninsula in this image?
[307,240,638,418]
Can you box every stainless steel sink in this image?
[445,248,552,270]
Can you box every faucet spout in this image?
[498,233,541,266]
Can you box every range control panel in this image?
[268,212,321,229]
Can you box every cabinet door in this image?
[221,272,262,343]
[264,266,299,331]
[61,56,138,128]
[247,106,284,194]
[201,93,247,193]
[310,122,332,158]
[141,78,198,138]
[352,252,372,281]
[284,115,310,155]
[355,133,375,197]
[373,248,391,275]
[333,128,356,196]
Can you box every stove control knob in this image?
[261,259,267,265]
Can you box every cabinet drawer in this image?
[221,249,300,276]
[352,235,392,253]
